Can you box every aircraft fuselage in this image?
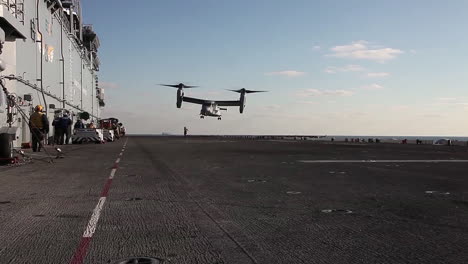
[200,103,222,117]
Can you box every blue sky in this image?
[82,0,468,135]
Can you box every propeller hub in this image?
[159,83,199,89]
[228,88,267,94]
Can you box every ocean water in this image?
[328,136,468,141]
[133,134,468,141]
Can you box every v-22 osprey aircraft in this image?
[160,83,266,120]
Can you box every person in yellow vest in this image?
[29,105,49,152]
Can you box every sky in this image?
[82,0,468,136]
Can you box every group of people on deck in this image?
[52,115,96,145]
[28,104,108,152]
[52,113,72,145]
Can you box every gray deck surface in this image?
[0,136,467,264]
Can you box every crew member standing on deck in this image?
[58,113,72,144]
[74,119,85,129]
[62,114,72,144]
[184,126,188,137]
[52,116,61,145]
[29,105,49,152]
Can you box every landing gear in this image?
[218,117,222,120]
[200,116,204,119]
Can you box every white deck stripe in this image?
[298,159,468,163]
[109,168,117,179]
[77,138,129,242]
[83,197,106,238]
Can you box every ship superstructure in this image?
[0,0,103,156]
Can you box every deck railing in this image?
[0,0,25,24]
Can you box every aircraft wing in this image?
[215,100,241,106]
[182,96,208,105]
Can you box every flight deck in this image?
[0,136,467,263]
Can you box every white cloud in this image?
[303,89,354,97]
[331,40,368,52]
[432,98,468,109]
[361,84,384,90]
[312,45,321,50]
[99,81,119,89]
[265,70,306,77]
[328,40,403,62]
[366,72,390,78]
[325,64,365,74]
[437,97,457,102]
[390,105,411,111]
[343,64,365,72]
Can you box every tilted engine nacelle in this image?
[239,92,246,113]
[160,83,196,108]
[176,88,183,108]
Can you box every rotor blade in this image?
[159,83,199,88]
[228,88,268,93]
[245,90,267,93]
[159,84,180,88]
[227,89,242,93]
